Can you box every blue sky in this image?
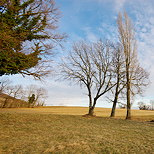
[2,0,154,108]
[57,0,118,42]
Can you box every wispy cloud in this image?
[82,27,98,42]
[89,0,127,12]
[127,1,154,100]
[114,0,127,12]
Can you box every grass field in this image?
[0,107,154,153]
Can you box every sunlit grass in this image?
[1,106,154,121]
[0,107,153,153]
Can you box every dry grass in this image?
[0,107,154,153]
[1,106,154,121]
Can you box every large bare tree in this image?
[117,12,149,119]
[61,41,116,116]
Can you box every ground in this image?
[0,107,154,153]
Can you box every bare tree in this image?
[0,78,13,108]
[5,86,14,96]
[34,87,47,106]
[138,101,150,110]
[109,44,148,117]
[1,84,24,108]
[117,12,149,119]
[61,41,116,116]
[109,44,126,117]
[0,78,24,99]
[26,85,47,107]
[0,77,11,94]
[11,85,24,99]
[117,12,135,119]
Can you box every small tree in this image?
[61,41,116,116]
[138,101,150,110]
[26,85,47,106]
[28,94,35,107]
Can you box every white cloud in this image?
[133,2,154,101]
[90,0,127,12]
[114,0,127,12]
[44,80,88,106]
[83,27,98,42]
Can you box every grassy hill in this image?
[0,107,154,153]
[0,93,28,108]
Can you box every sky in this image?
[2,0,154,108]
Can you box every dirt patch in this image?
[82,114,96,118]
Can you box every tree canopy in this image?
[0,0,65,78]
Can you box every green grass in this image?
[0,107,154,153]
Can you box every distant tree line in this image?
[138,101,154,110]
[0,77,47,108]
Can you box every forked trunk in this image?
[88,99,97,116]
[88,107,94,116]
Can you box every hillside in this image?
[0,93,28,108]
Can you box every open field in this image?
[0,107,154,153]
[1,106,154,121]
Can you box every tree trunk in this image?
[2,98,8,108]
[126,68,131,120]
[126,83,131,119]
[87,90,94,116]
[110,95,118,117]
[88,98,97,116]
[110,73,120,117]
[88,107,94,116]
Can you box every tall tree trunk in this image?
[126,67,131,119]
[126,82,131,119]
